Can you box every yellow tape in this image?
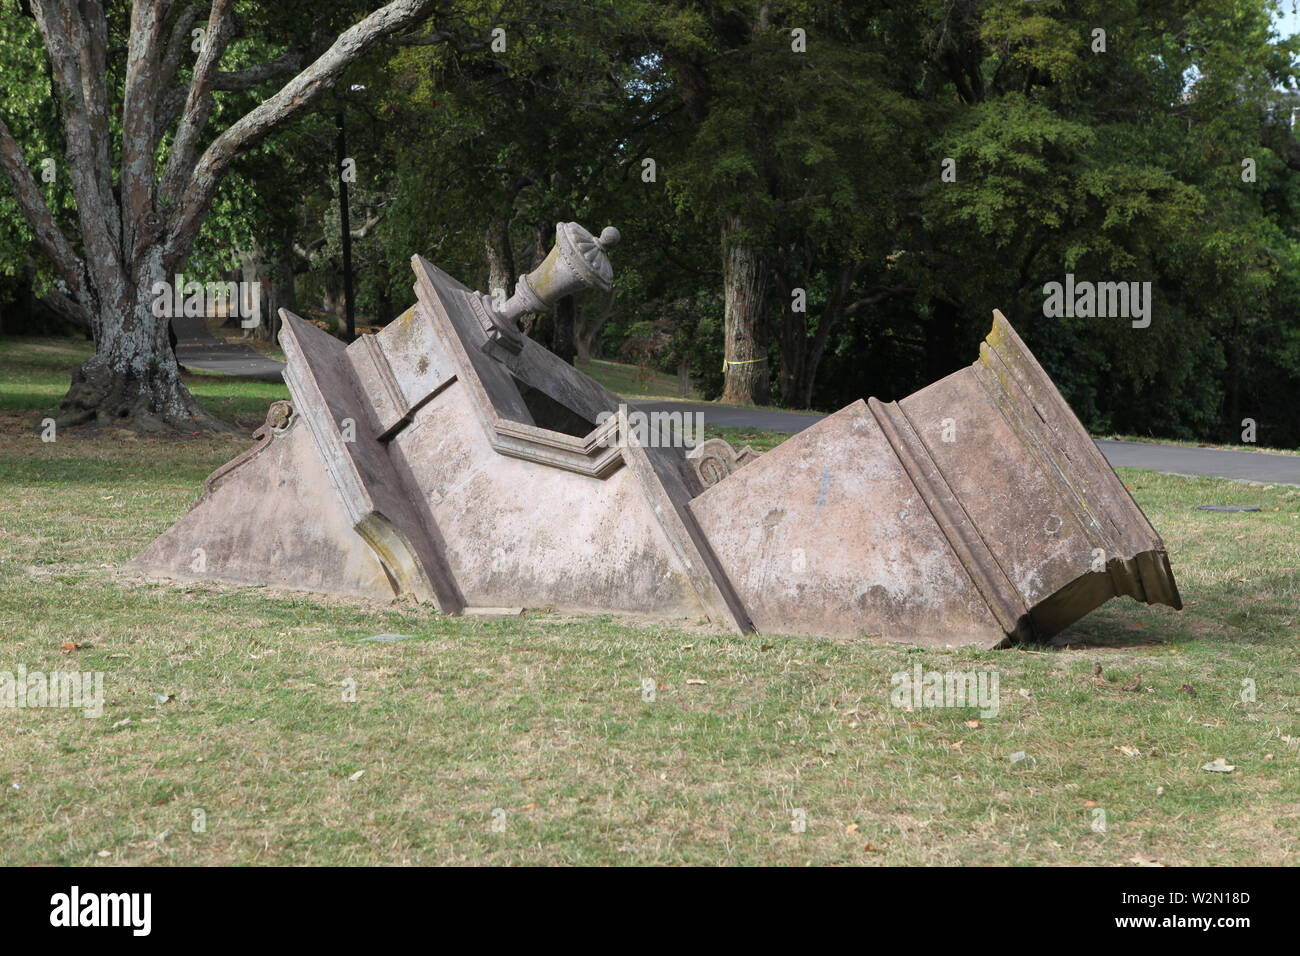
[722,357,768,373]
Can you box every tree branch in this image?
[159,3,208,92]
[293,210,384,261]
[121,0,171,266]
[211,50,307,91]
[158,0,236,213]
[392,29,458,45]
[73,0,113,209]
[30,0,122,283]
[0,113,87,299]
[157,49,310,132]
[163,0,441,272]
[40,287,91,328]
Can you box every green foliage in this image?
[5,0,1300,442]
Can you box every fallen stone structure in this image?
[130,222,1181,648]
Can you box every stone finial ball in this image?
[597,226,620,248]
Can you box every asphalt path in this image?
[633,399,1300,486]
[172,314,285,383]
[169,325,1299,486]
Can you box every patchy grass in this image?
[705,425,792,454]
[578,356,696,401]
[1,336,1298,865]
[0,334,289,431]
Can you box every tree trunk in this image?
[269,248,296,343]
[237,245,269,334]
[58,257,227,431]
[575,313,603,360]
[553,294,576,365]
[322,268,345,331]
[515,220,552,338]
[0,0,442,433]
[774,263,806,407]
[787,262,860,409]
[575,288,614,360]
[720,213,769,405]
[485,217,515,302]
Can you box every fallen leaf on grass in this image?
[1201,758,1235,773]
[348,770,365,782]
[1116,745,1141,758]
[964,720,981,729]
[845,823,859,834]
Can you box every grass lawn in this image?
[0,336,289,429]
[577,356,696,401]
[1,336,1298,865]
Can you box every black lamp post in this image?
[335,108,355,343]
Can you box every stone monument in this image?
[129,222,1182,648]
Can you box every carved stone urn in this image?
[470,222,620,353]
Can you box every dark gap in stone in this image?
[510,374,595,438]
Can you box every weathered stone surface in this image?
[686,437,759,488]
[128,401,395,600]
[689,400,1012,646]
[129,228,1179,648]
[690,310,1181,648]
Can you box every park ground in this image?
[0,337,1298,865]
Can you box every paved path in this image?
[1094,439,1300,487]
[172,314,285,383]
[634,399,1300,487]
[176,337,1299,486]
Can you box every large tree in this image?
[0,0,446,429]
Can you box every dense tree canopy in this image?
[3,0,1300,444]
